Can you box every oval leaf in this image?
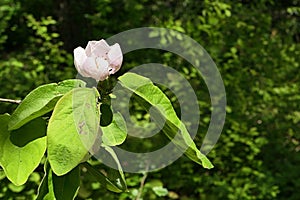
[47,87,100,176]
[9,79,86,131]
[102,112,127,146]
[0,114,47,186]
[118,72,213,169]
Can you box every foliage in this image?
[0,0,299,199]
[0,6,74,113]
[0,71,212,198]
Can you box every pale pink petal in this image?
[74,39,123,81]
[90,39,110,57]
[80,57,96,78]
[73,47,88,76]
[95,57,110,81]
[97,39,110,49]
[81,57,109,81]
[107,43,123,74]
[85,41,98,56]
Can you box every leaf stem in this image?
[0,98,21,104]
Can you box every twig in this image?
[135,172,148,200]
[0,98,21,104]
[135,162,150,200]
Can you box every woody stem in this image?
[0,98,21,104]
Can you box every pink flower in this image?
[73,39,123,81]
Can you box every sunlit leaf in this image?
[101,145,127,191]
[152,186,168,197]
[118,72,213,168]
[0,114,46,186]
[47,87,100,176]
[102,112,127,146]
[9,79,86,131]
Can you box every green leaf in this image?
[37,160,80,200]
[101,145,127,192]
[101,112,127,146]
[152,186,168,197]
[100,103,113,126]
[118,73,213,169]
[8,183,25,193]
[45,166,56,200]
[0,170,6,181]
[82,162,121,193]
[0,114,47,186]
[47,87,100,176]
[82,161,126,193]
[10,117,46,147]
[36,162,51,200]
[52,165,80,200]
[9,79,86,131]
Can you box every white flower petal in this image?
[73,39,123,81]
[90,39,110,57]
[73,47,87,76]
[85,41,97,57]
[80,57,97,78]
[80,57,109,81]
[108,43,123,74]
[95,57,110,81]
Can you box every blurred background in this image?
[0,0,299,199]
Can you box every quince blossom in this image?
[73,39,123,81]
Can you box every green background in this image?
[0,0,299,199]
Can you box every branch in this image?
[135,162,150,200]
[135,172,148,200]
[0,98,21,104]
